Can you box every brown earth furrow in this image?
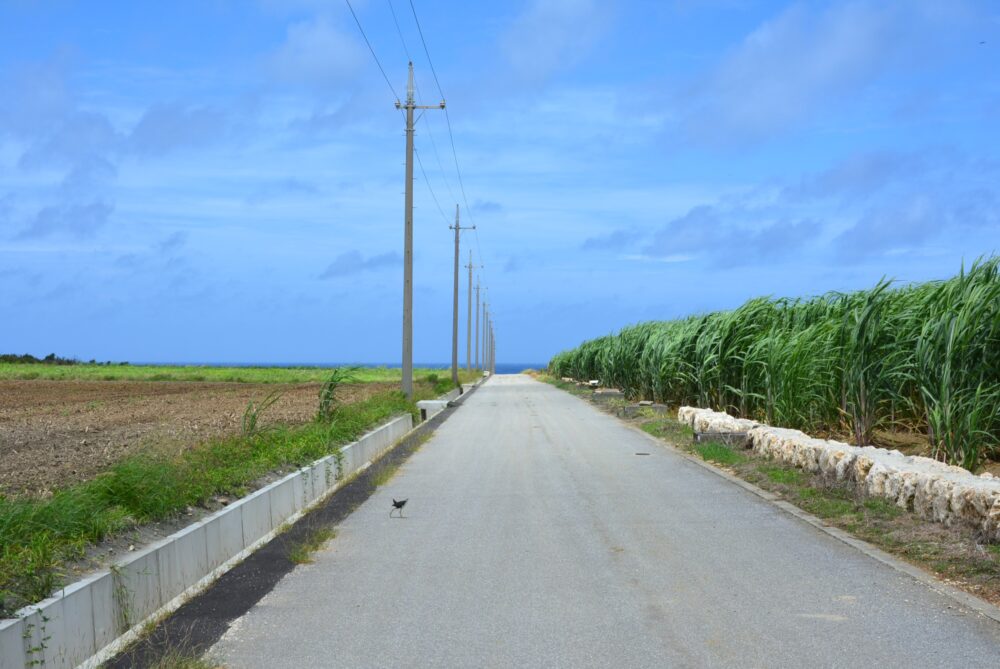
[0,380,396,497]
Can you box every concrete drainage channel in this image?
[0,381,481,669]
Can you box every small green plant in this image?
[862,497,904,520]
[333,448,345,481]
[13,534,60,609]
[692,441,747,466]
[288,528,337,564]
[317,367,359,422]
[241,390,284,438]
[145,643,219,669]
[22,612,52,667]
[761,466,807,486]
[110,564,133,633]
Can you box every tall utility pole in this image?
[482,301,488,375]
[474,277,480,371]
[465,250,474,373]
[449,205,474,387]
[396,62,444,399]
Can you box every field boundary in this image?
[1,410,419,669]
[544,378,1000,627]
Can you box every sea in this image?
[133,362,545,375]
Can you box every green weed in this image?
[242,389,283,437]
[317,367,358,422]
[761,466,807,486]
[288,528,337,565]
[692,442,747,466]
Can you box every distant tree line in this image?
[0,353,126,366]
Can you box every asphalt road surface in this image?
[212,375,1000,668]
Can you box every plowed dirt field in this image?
[0,380,394,497]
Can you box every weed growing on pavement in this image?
[288,528,337,565]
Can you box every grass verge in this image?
[0,385,446,617]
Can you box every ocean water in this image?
[134,361,545,374]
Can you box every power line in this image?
[348,2,451,229]
[407,0,445,99]
[419,114,458,205]
[387,1,457,207]
[345,0,401,102]
[406,0,489,284]
[386,0,412,62]
[414,144,451,224]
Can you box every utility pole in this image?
[396,62,444,399]
[465,250,473,373]
[474,277,480,371]
[449,205,474,387]
[482,301,488,376]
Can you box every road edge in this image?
[543,378,1000,626]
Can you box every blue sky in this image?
[1,1,998,364]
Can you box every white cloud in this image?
[500,0,610,82]
[127,104,229,156]
[682,2,894,142]
[268,15,364,88]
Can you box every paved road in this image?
[213,375,1000,668]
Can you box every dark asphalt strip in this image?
[106,384,479,669]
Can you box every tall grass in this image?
[549,258,1000,469]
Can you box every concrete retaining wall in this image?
[678,407,1000,540]
[1,414,413,669]
[416,384,473,421]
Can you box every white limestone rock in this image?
[676,406,1000,539]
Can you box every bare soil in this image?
[0,380,395,497]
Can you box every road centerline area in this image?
[213,375,1000,668]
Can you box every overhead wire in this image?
[387,0,459,209]
[386,0,413,62]
[414,145,452,224]
[348,0,493,313]
[406,0,490,290]
[345,0,401,104]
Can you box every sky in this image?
[1,0,998,365]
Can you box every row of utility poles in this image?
[397,62,495,399]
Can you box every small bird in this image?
[390,498,408,518]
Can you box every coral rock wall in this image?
[677,407,1000,540]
